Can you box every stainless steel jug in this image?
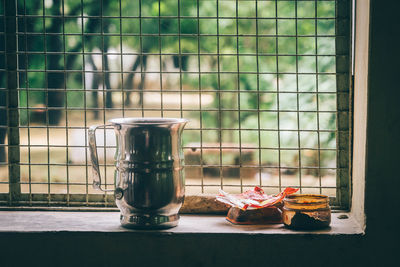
[89,118,188,229]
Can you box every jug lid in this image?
[108,117,188,126]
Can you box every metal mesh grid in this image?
[0,0,351,208]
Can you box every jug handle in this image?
[88,124,114,192]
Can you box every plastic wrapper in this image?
[216,186,299,210]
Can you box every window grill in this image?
[0,0,351,209]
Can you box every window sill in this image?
[0,211,364,235]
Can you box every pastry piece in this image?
[226,205,282,225]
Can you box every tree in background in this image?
[1,0,337,176]
[122,0,197,106]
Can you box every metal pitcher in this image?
[89,118,188,229]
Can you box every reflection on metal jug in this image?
[89,118,188,229]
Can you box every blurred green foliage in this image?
[11,0,338,172]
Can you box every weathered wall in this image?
[351,0,369,228]
[0,232,366,267]
[0,1,399,267]
[362,0,400,262]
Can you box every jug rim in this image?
[108,117,188,125]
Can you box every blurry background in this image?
[0,0,348,206]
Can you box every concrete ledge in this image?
[0,211,367,267]
[0,211,364,235]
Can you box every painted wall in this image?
[0,1,399,266]
[362,0,400,263]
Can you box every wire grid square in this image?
[0,0,350,208]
